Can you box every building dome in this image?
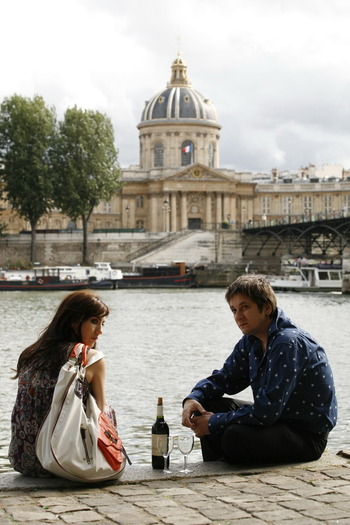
[139,54,219,126]
[137,55,221,170]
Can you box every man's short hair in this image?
[225,275,277,316]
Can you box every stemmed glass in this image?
[157,435,174,474]
[178,435,194,474]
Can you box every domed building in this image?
[110,54,254,234]
[1,54,350,268]
[138,54,220,170]
[0,54,256,245]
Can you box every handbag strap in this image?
[70,343,89,367]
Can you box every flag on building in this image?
[182,145,192,153]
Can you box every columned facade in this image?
[109,54,256,234]
[2,54,350,237]
[110,161,253,233]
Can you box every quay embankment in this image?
[1,452,350,524]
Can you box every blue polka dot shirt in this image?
[187,308,337,435]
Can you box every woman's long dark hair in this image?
[14,290,109,377]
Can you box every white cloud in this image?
[1,0,350,171]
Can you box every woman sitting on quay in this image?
[9,290,112,477]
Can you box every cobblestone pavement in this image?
[1,452,350,524]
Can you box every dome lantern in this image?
[138,55,221,170]
[167,53,191,87]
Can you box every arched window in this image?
[154,142,164,167]
[136,219,144,229]
[181,140,194,166]
[136,195,144,208]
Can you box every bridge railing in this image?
[243,210,349,229]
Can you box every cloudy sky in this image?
[1,0,350,173]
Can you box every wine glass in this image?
[157,435,174,474]
[178,434,194,474]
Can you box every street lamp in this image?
[288,198,292,223]
[125,205,130,229]
[163,199,170,232]
[242,206,246,227]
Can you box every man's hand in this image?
[190,412,213,438]
[182,399,205,428]
[181,399,213,437]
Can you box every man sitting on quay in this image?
[182,275,337,464]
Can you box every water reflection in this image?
[2,289,349,472]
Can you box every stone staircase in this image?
[130,231,217,266]
[129,229,244,267]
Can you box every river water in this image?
[1,288,349,472]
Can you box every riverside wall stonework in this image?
[0,231,285,277]
[0,234,153,267]
[1,231,243,268]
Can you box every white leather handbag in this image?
[35,343,128,482]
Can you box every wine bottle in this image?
[151,396,169,469]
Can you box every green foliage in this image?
[52,107,120,218]
[0,94,56,225]
[0,96,121,264]
[51,106,121,263]
[5,259,27,270]
[0,95,57,261]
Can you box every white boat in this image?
[0,262,123,291]
[267,265,342,292]
[42,262,123,289]
[56,262,123,283]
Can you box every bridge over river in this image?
[242,214,350,260]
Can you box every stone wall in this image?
[0,232,161,268]
[0,230,288,276]
[1,231,245,268]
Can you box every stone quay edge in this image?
[1,452,350,524]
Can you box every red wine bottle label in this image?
[152,434,167,456]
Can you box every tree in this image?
[0,220,6,237]
[0,94,56,262]
[52,107,121,264]
[0,204,7,237]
